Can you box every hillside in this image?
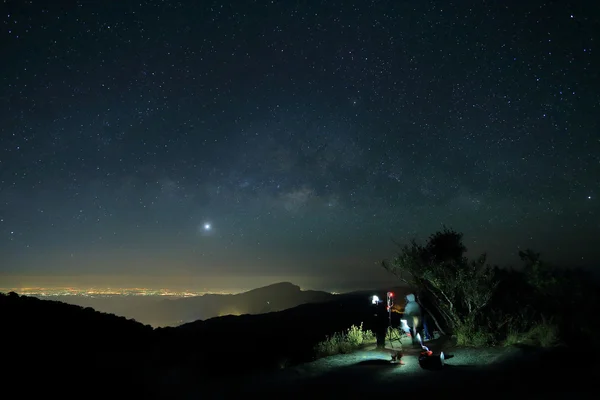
[1,291,153,350]
[150,281,335,325]
[1,291,156,395]
[156,286,411,374]
[37,282,335,326]
[1,285,409,396]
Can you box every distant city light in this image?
[1,287,237,298]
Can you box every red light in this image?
[389,292,394,297]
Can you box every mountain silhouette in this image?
[37,281,334,326]
[149,281,335,325]
[1,285,382,395]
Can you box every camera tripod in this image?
[385,324,403,348]
[385,291,404,349]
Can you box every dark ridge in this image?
[37,281,336,327]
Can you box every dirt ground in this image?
[185,336,599,397]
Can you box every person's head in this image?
[406,293,416,303]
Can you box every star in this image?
[197,222,213,236]
[1,0,598,290]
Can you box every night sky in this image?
[1,1,599,291]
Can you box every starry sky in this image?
[1,0,599,291]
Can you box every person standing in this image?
[371,295,388,349]
[404,293,424,347]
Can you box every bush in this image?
[454,318,495,347]
[504,317,560,348]
[313,323,375,358]
[381,227,599,350]
[382,227,497,338]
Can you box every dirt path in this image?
[183,340,598,397]
[236,345,518,388]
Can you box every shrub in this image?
[381,227,599,349]
[313,323,375,358]
[382,227,497,337]
[503,317,560,348]
[454,318,495,347]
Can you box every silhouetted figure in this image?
[371,297,388,349]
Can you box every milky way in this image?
[1,1,598,289]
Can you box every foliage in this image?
[491,251,599,348]
[381,227,600,349]
[382,227,497,342]
[313,323,376,358]
[503,317,560,348]
[454,317,494,347]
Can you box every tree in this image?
[382,227,498,336]
[518,249,558,295]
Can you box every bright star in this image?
[204,223,211,231]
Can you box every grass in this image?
[503,318,560,348]
[314,317,560,361]
[455,331,494,347]
[452,315,560,348]
[453,319,495,347]
[313,323,376,358]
